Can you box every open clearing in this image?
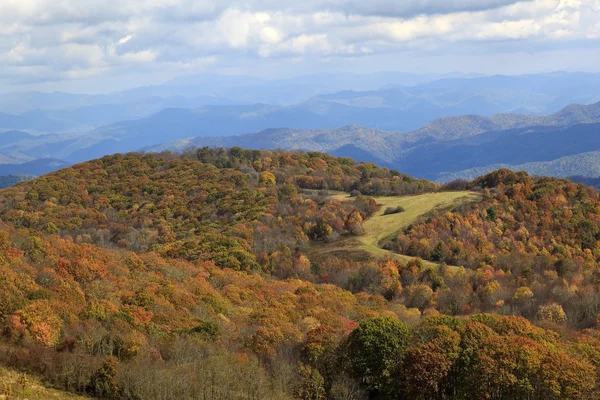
[319,191,481,265]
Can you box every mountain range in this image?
[1,72,600,135]
[150,101,600,181]
[0,72,473,131]
[1,72,600,181]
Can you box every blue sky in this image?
[1,0,599,93]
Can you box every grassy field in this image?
[0,367,87,400]
[321,191,481,265]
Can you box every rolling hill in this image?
[0,150,600,399]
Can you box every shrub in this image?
[384,206,406,215]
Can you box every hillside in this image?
[0,159,70,176]
[0,151,599,398]
[392,169,600,324]
[151,126,403,165]
[318,191,481,265]
[0,175,35,189]
[0,367,87,399]
[0,151,599,399]
[437,151,600,182]
[397,122,600,180]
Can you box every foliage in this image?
[393,169,600,326]
[0,151,599,399]
[344,317,410,394]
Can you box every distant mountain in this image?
[69,99,600,165]
[314,72,600,121]
[0,130,35,145]
[2,72,600,133]
[569,176,600,189]
[397,122,600,180]
[437,151,600,182]
[146,101,600,182]
[63,104,418,163]
[150,126,402,166]
[409,101,600,140]
[0,159,70,176]
[0,174,35,188]
[0,111,84,133]
[1,78,600,182]
[0,71,469,113]
[0,72,463,129]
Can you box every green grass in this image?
[0,367,87,399]
[326,191,481,266]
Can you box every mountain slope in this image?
[397,122,600,180]
[150,126,403,165]
[437,151,600,182]
[0,174,35,188]
[0,158,70,176]
[0,111,84,133]
[409,101,600,140]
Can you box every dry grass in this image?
[324,191,481,266]
[0,367,87,400]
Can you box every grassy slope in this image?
[0,367,87,399]
[327,191,481,265]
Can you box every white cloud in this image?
[119,34,135,45]
[260,26,282,44]
[0,0,599,88]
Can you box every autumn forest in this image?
[1,148,600,399]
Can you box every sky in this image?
[1,0,599,93]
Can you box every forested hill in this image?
[1,151,600,399]
[0,148,434,270]
[393,169,600,326]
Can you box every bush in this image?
[383,206,405,215]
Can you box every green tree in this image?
[344,317,410,394]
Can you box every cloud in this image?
[0,0,599,88]
[119,34,135,45]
